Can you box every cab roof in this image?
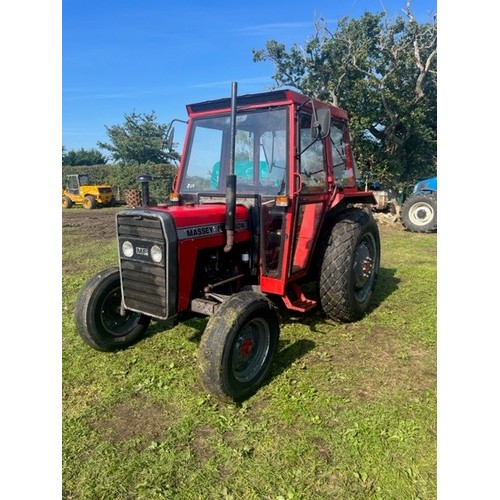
[186,88,348,120]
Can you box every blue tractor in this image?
[400,176,437,233]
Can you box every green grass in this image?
[62,219,436,499]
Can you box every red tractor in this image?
[75,83,381,402]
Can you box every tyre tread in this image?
[318,208,380,322]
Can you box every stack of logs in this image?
[125,189,142,208]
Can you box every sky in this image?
[62,0,437,153]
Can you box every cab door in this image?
[289,111,331,277]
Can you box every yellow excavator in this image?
[62,174,115,209]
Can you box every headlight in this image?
[151,245,162,263]
[122,241,134,257]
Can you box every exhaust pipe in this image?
[224,82,238,253]
[137,172,153,207]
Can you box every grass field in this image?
[62,209,437,499]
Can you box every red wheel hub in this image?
[240,338,254,357]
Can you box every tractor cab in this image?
[170,88,376,302]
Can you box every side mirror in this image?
[164,118,188,151]
[311,108,331,140]
[165,126,175,151]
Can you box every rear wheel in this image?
[318,207,380,322]
[198,291,280,402]
[401,193,437,232]
[62,195,73,209]
[74,267,151,351]
[83,195,97,209]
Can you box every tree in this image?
[253,3,437,187]
[98,111,180,165]
[62,147,107,166]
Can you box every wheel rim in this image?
[352,233,377,303]
[409,202,434,226]
[231,318,271,383]
[99,286,142,337]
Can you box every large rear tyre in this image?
[74,267,151,351]
[401,193,437,233]
[318,208,380,322]
[198,291,280,403]
[83,195,97,209]
[62,196,73,209]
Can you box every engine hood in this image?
[150,203,250,241]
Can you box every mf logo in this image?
[136,247,149,256]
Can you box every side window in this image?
[299,113,327,193]
[68,176,79,191]
[260,129,287,194]
[330,121,355,187]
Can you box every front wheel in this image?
[318,208,381,322]
[401,193,437,232]
[83,195,97,209]
[198,291,280,402]
[62,195,73,209]
[74,267,151,351]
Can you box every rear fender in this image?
[329,189,377,210]
[414,177,437,195]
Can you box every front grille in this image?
[120,260,166,318]
[117,212,176,320]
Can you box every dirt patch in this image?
[190,424,216,462]
[62,207,119,240]
[91,393,176,446]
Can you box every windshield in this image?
[180,107,288,196]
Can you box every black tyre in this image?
[401,193,437,233]
[74,267,151,351]
[62,196,73,209]
[83,195,97,209]
[318,207,380,322]
[198,291,280,402]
